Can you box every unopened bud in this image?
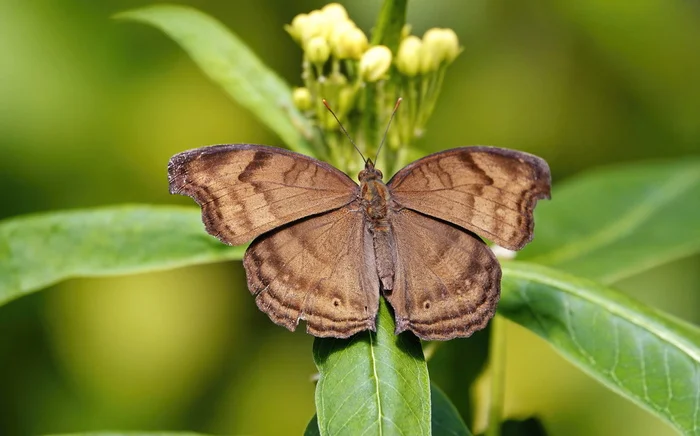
[292,87,313,111]
[285,13,309,42]
[329,21,356,50]
[333,26,368,60]
[359,45,393,82]
[396,35,422,76]
[305,36,330,64]
[321,3,349,23]
[300,10,329,42]
[400,24,412,40]
[422,28,461,65]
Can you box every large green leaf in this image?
[115,4,316,156]
[313,298,431,435]
[500,261,700,435]
[0,206,243,306]
[520,158,700,284]
[305,384,473,436]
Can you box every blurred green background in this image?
[1,0,699,435]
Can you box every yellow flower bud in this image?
[359,45,393,82]
[321,3,349,23]
[422,28,461,66]
[419,46,439,74]
[332,26,368,59]
[329,20,356,49]
[401,24,412,40]
[285,13,309,42]
[395,35,422,76]
[300,10,329,42]
[439,28,460,62]
[292,87,313,111]
[305,36,331,64]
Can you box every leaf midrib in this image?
[369,332,384,436]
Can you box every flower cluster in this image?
[286,3,461,175]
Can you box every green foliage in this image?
[115,5,317,157]
[304,384,472,436]
[0,206,244,305]
[500,262,700,434]
[520,159,700,284]
[1,1,698,436]
[313,298,432,435]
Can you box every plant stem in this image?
[486,315,507,436]
[363,0,408,159]
[371,0,408,52]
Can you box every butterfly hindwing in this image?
[387,209,501,340]
[243,202,380,338]
[168,144,358,246]
[388,146,551,250]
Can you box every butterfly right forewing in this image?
[388,146,551,250]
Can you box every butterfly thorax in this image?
[358,161,391,222]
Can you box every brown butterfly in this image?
[168,141,550,340]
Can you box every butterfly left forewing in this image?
[388,146,551,250]
[243,202,379,338]
[387,209,501,340]
[168,144,358,246]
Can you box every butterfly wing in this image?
[243,202,379,338]
[387,209,500,340]
[388,146,551,250]
[168,144,358,245]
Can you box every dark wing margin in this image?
[243,203,379,338]
[168,144,358,246]
[388,146,551,250]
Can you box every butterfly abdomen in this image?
[359,176,398,292]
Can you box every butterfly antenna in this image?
[374,98,403,164]
[322,99,366,163]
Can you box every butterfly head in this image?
[358,159,383,182]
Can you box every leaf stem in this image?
[486,315,506,436]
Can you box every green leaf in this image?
[500,261,700,435]
[313,298,431,435]
[428,329,491,426]
[304,415,321,436]
[305,384,473,436]
[519,158,700,284]
[371,0,408,52]
[115,4,316,156]
[0,206,243,306]
[431,384,473,436]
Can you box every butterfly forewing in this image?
[388,146,551,250]
[387,209,501,340]
[168,144,358,246]
[243,202,379,337]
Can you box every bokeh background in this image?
[1,0,699,435]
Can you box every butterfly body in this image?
[169,143,551,340]
[358,160,398,291]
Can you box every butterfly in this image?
[168,142,550,340]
